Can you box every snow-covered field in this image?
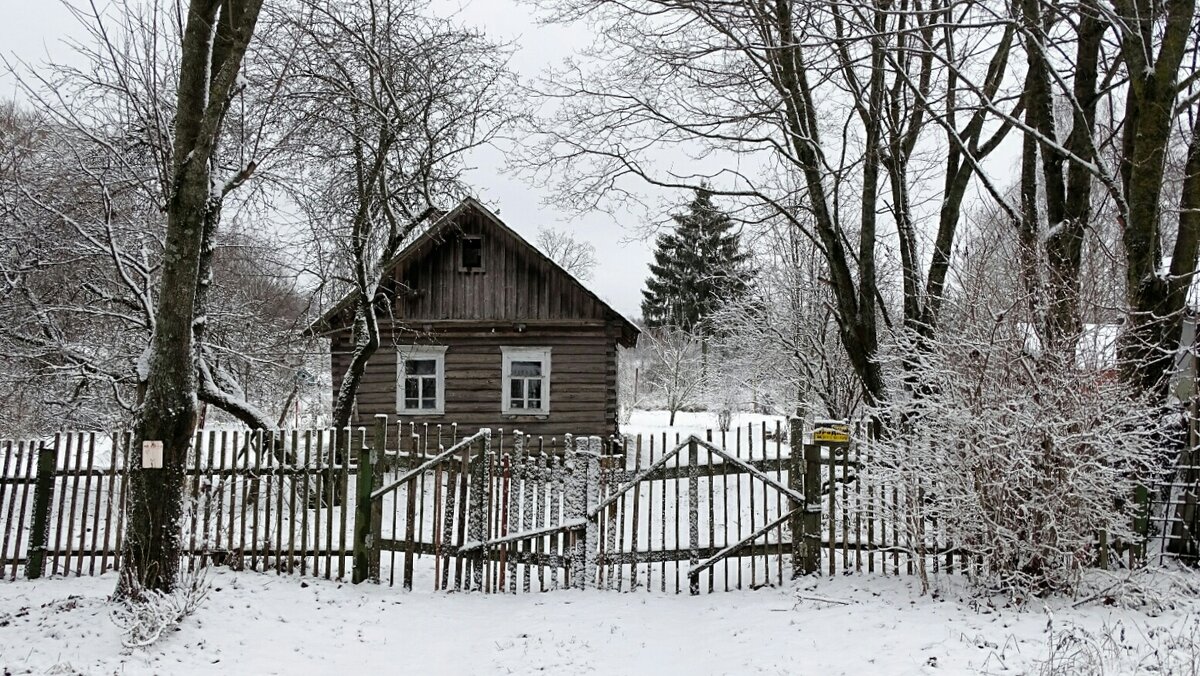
[2,569,1197,675]
[623,410,788,442]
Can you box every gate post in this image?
[353,415,386,584]
[26,436,59,579]
[788,418,806,578]
[688,437,700,595]
[584,436,601,589]
[467,432,492,591]
[565,435,584,588]
[799,421,823,575]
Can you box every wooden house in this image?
[310,198,640,437]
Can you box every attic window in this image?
[460,236,484,272]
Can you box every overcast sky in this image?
[0,0,659,318]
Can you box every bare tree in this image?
[710,220,862,419]
[536,226,597,280]
[524,0,1020,406]
[123,0,265,595]
[1,2,307,437]
[280,0,516,429]
[642,328,706,426]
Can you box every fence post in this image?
[468,432,490,591]
[688,436,700,595]
[582,436,601,589]
[789,418,805,578]
[801,426,823,575]
[352,415,385,584]
[26,436,59,579]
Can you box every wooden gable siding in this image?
[392,209,609,322]
[329,325,619,438]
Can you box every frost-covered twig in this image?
[109,568,211,649]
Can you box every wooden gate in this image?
[365,420,592,591]
[365,417,818,594]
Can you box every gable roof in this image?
[307,197,640,347]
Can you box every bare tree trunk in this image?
[1115,0,1198,398]
[120,0,264,597]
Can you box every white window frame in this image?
[397,345,447,415]
[501,347,551,415]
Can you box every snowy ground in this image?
[622,410,788,441]
[2,569,1197,675]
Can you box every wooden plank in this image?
[687,438,699,595]
[629,435,642,590]
[324,430,336,579]
[867,437,876,574]
[238,431,251,570]
[227,431,241,568]
[263,433,276,571]
[202,431,217,570]
[828,440,837,576]
[252,430,265,572]
[338,429,351,580]
[660,433,667,592]
[403,473,417,590]
[12,444,36,578]
[735,428,742,590]
[453,443,471,590]
[100,436,118,574]
[842,437,850,572]
[277,432,288,573]
[288,431,299,575]
[27,439,57,579]
[311,431,324,578]
[705,433,714,593]
[302,434,312,576]
[721,429,729,591]
[76,433,97,576]
[114,433,131,571]
[855,432,863,574]
[439,442,460,591]
[50,433,69,576]
[774,421,784,585]
[748,424,756,587]
[605,458,619,591]
[432,436,445,590]
[1,442,19,575]
[186,431,202,572]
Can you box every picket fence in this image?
[0,417,1193,590]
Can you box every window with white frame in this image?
[397,346,447,415]
[501,347,551,415]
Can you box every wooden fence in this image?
[1,416,1191,589]
[0,424,627,582]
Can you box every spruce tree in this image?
[641,188,751,334]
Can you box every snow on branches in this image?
[870,322,1165,597]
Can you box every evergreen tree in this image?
[641,189,751,334]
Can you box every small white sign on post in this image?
[142,440,164,469]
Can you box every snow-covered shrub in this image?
[110,568,211,648]
[870,322,1163,597]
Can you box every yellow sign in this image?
[812,421,850,444]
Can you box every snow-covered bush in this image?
[870,321,1163,597]
[110,568,211,648]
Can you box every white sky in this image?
[0,0,658,318]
